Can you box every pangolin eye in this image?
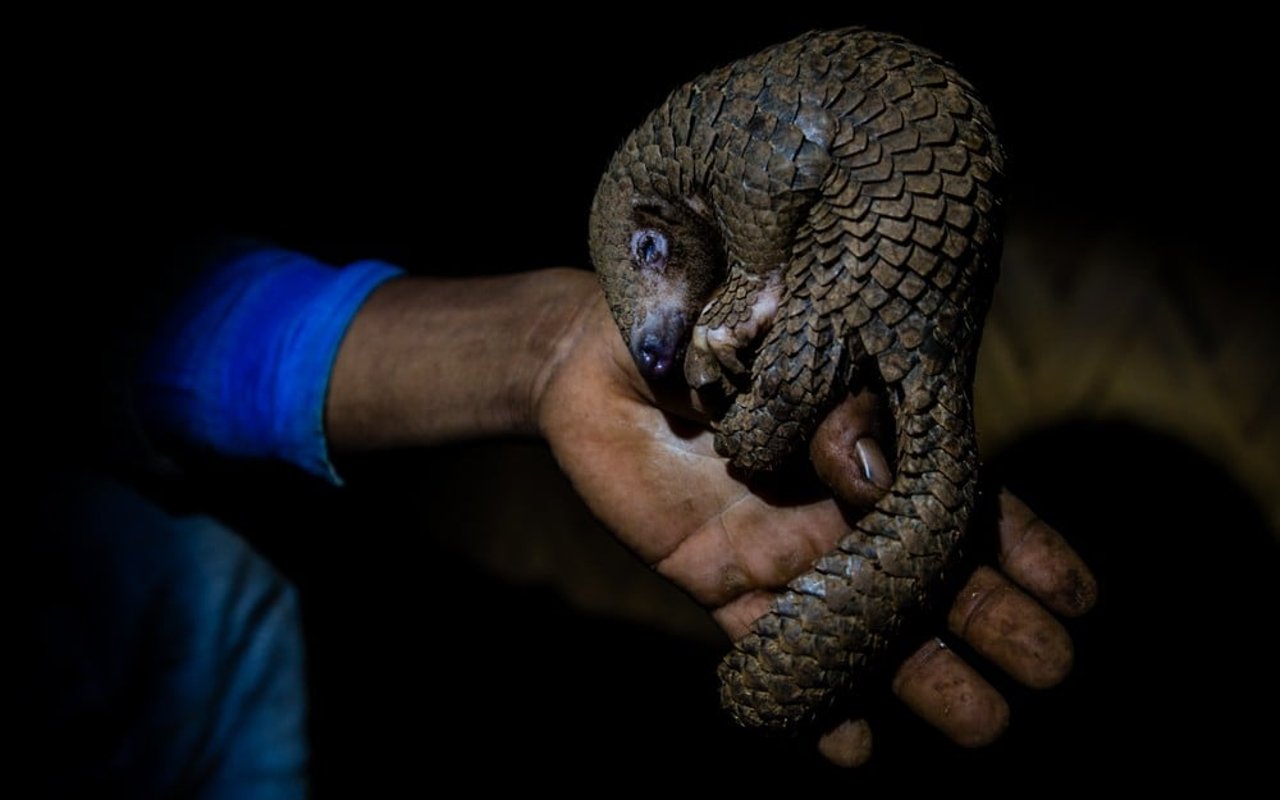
[629,229,669,271]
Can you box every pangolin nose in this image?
[635,335,675,379]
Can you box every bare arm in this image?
[326,269,597,448]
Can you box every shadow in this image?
[979,420,1279,781]
[287,421,1274,790]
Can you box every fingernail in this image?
[855,438,892,489]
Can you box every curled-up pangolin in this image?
[589,27,1005,731]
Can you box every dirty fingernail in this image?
[855,438,892,489]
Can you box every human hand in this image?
[537,289,1097,766]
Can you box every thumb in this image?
[809,390,893,508]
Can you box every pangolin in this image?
[589,28,1004,731]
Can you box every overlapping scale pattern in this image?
[593,28,1005,730]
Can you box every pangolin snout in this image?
[630,308,687,380]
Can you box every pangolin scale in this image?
[590,28,1004,730]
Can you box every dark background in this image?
[27,11,1280,792]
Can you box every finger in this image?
[710,590,775,641]
[892,638,1009,748]
[810,391,893,508]
[947,566,1073,689]
[817,718,874,768]
[997,491,1098,617]
[655,496,851,609]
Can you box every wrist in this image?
[527,270,603,437]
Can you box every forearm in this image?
[326,268,599,450]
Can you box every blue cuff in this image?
[139,246,404,484]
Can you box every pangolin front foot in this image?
[684,268,783,394]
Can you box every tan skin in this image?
[328,268,1097,767]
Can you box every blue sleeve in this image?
[138,244,404,484]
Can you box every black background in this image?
[24,10,1280,792]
